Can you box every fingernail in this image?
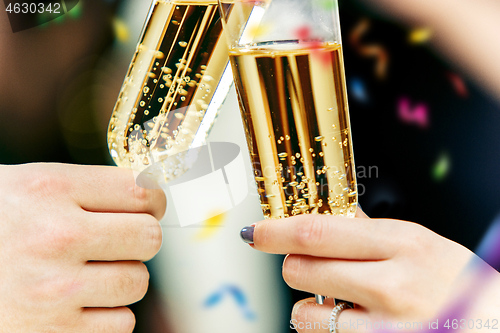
[292,299,316,319]
[240,226,255,244]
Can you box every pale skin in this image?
[0,163,166,333]
[251,210,500,333]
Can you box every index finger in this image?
[65,164,166,220]
[252,214,403,260]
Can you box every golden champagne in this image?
[230,43,357,218]
[108,0,229,176]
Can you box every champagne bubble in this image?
[139,101,146,107]
[148,72,156,78]
[143,87,150,94]
[315,136,324,142]
[255,176,265,181]
[134,124,140,130]
[278,152,288,159]
[158,97,164,103]
[174,113,185,120]
[179,41,188,47]
[155,51,165,59]
[328,107,334,112]
[144,110,150,115]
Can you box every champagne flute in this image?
[108,0,233,181]
[218,0,358,304]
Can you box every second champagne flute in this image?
[219,0,358,304]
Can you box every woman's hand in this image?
[243,210,500,332]
[0,163,166,333]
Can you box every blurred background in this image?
[1,0,499,332]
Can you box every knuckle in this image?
[120,308,136,333]
[136,263,150,300]
[399,222,432,254]
[132,185,152,213]
[26,170,67,197]
[117,263,149,303]
[282,255,302,289]
[44,226,79,256]
[114,271,136,297]
[151,188,167,220]
[143,218,163,260]
[295,217,325,250]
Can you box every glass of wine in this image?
[218,0,357,218]
[218,0,358,304]
[107,0,233,182]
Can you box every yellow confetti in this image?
[113,17,130,43]
[193,210,226,241]
[409,28,433,44]
[247,23,272,40]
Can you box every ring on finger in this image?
[329,301,353,333]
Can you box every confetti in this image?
[312,0,336,10]
[349,19,389,80]
[193,210,226,241]
[476,214,500,269]
[447,72,469,98]
[432,152,450,182]
[113,17,130,43]
[203,284,257,321]
[349,77,369,104]
[294,25,332,66]
[397,96,429,129]
[247,22,272,40]
[408,27,433,44]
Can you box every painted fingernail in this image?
[240,226,255,244]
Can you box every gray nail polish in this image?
[240,226,255,244]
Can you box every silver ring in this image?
[329,302,352,333]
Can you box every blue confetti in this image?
[203,284,257,321]
[349,77,369,104]
[476,214,500,270]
